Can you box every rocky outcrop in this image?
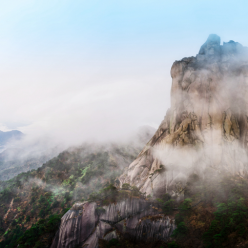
[51,35,248,248]
[119,34,248,197]
[51,199,175,248]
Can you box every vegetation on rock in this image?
[0,143,141,248]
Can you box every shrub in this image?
[52,200,60,208]
[0,188,13,203]
[167,241,181,248]
[38,195,46,204]
[203,197,248,247]
[172,222,188,238]
[122,183,131,190]
[163,199,175,215]
[107,238,120,247]
[30,196,36,203]
[38,209,46,218]
[62,179,71,187]
[14,197,21,203]
[26,216,31,222]
[170,198,192,239]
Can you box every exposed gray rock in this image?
[51,199,175,248]
[51,202,98,248]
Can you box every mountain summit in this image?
[48,35,248,248]
[119,34,248,197]
[5,35,248,248]
[0,130,23,147]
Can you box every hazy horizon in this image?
[1,0,248,147]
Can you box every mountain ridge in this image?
[1,35,248,248]
[0,130,23,147]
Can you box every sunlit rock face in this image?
[119,34,248,197]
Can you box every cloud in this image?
[0,60,170,148]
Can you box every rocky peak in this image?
[48,35,248,248]
[197,34,248,66]
[119,35,248,198]
[198,34,221,61]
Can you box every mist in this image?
[2,1,248,186]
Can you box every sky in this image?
[0,0,248,146]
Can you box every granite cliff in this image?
[50,35,248,248]
[119,34,248,198]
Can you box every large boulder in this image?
[51,199,175,248]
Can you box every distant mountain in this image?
[0,126,155,247]
[0,130,23,146]
[0,126,155,181]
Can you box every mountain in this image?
[50,35,248,248]
[0,147,60,181]
[119,34,248,197]
[0,130,23,148]
[0,126,155,248]
[2,35,248,248]
[0,135,61,181]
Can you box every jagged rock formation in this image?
[51,35,248,248]
[51,199,175,248]
[119,34,248,197]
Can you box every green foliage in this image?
[22,206,28,214]
[0,187,13,203]
[11,219,18,227]
[107,238,120,247]
[167,241,181,248]
[26,215,30,222]
[38,209,46,218]
[172,222,188,238]
[30,209,35,217]
[156,198,164,203]
[34,241,44,248]
[38,195,45,204]
[64,191,72,202]
[0,141,141,248]
[62,179,71,187]
[0,225,23,248]
[122,183,131,190]
[30,196,36,203]
[163,199,175,215]
[178,198,192,212]
[171,198,192,238]
[14,197,21,203]
[88,184,118,203]
[130,185,140,196]
[79,165,91,180]
[156,194,175,215]
[203,197,248,248]
[52,200,60,208]
[16,214,62,248]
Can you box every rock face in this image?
[51,199,175,248]
[119,34,248,197]
[51,35,248,247]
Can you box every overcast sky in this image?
[0,0,248,145]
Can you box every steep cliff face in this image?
[119,34,248,197]
[51,35,248,248]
